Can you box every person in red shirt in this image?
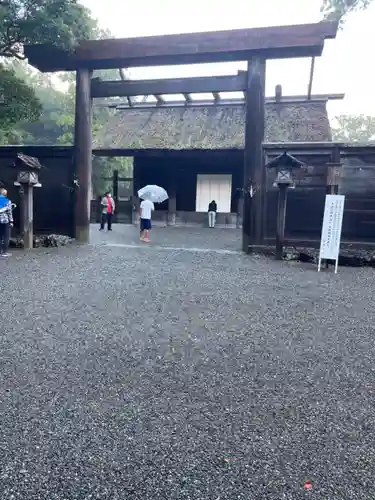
[100,191,115,231]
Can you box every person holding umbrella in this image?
[139,198,154,242]
[138,185,169,243]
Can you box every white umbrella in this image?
[138,185,169,203]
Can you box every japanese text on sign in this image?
[319,195,345,261]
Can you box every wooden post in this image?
[236,193,244,229]
[74,68,93,243]
[325,145,342,268]
[326,145,341,195]
[22,185,34,249]
[132,158,140,225]
[133,197,140,225]
[112,169,119,223]
[168,177,177,226]
[19,185,25,236]
[242,58,266,252]
[275,184,288,260]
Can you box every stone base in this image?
[247,245,276,257]
[167,212,176,226]
[152,210,239,228]
[9,234,74,249]
[248,244,375,268]
[132,212,140,225]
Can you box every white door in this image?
[196,174,232,213]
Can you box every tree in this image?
[0,0,99,135]
[3,61,133,196]
[321,0,373,22]
[0,63,41,142]
[0,0,97,59]
[331,114,375,142]
[92,157,133,197]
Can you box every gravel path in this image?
[1,225,375,499]
[91,224,243,252]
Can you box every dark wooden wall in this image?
[265,149,331,240]
[134,151,243,213]
[1,144,374,243]
[0,146,75,236]
[133,145,375,244]
[264,144,375,243]
[340,150,375,241]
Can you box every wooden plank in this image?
[91,74,247,98]
[24,21,338,72]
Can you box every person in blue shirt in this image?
[0,188,14,257]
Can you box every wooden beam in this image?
[24,21,338,72]
[154,94,165,104]
[242,58,266,251]
[275,84,282,102]
[107,92,345,110]
[307,57,316,99]
[118,68,133,107]
[74,68,93,243]
[238,73,247,100]
[91,74,247,98]
[119,68,127,80]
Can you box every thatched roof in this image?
[93,101,332,150]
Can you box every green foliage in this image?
[332,114,375,142]
[92,157,133,197]
[0,59,133,197]
[0,0,100,135]
[0,0,97,58]
[1,60,72,144]
[321,0,373,22]
[0,63,42,138]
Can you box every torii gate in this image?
[24,21,337,249]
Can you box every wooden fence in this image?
[0,146,75,237]
[0,143,375,244]
[264,143,375,246]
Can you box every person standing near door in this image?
[208,200,217,228]
[100,191,115,231]
[0,188,13,257]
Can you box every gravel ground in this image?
[91,224,243,252]
[1,225,375,499]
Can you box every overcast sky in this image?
[81,0,374,118]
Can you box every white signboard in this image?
[318,194,345,273]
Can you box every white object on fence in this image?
[318,194,345,274]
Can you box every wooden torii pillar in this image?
[74,69,93,243]
[242,59,266,252]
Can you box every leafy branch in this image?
[320,0,373,23]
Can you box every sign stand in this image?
[318,194,345,274]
